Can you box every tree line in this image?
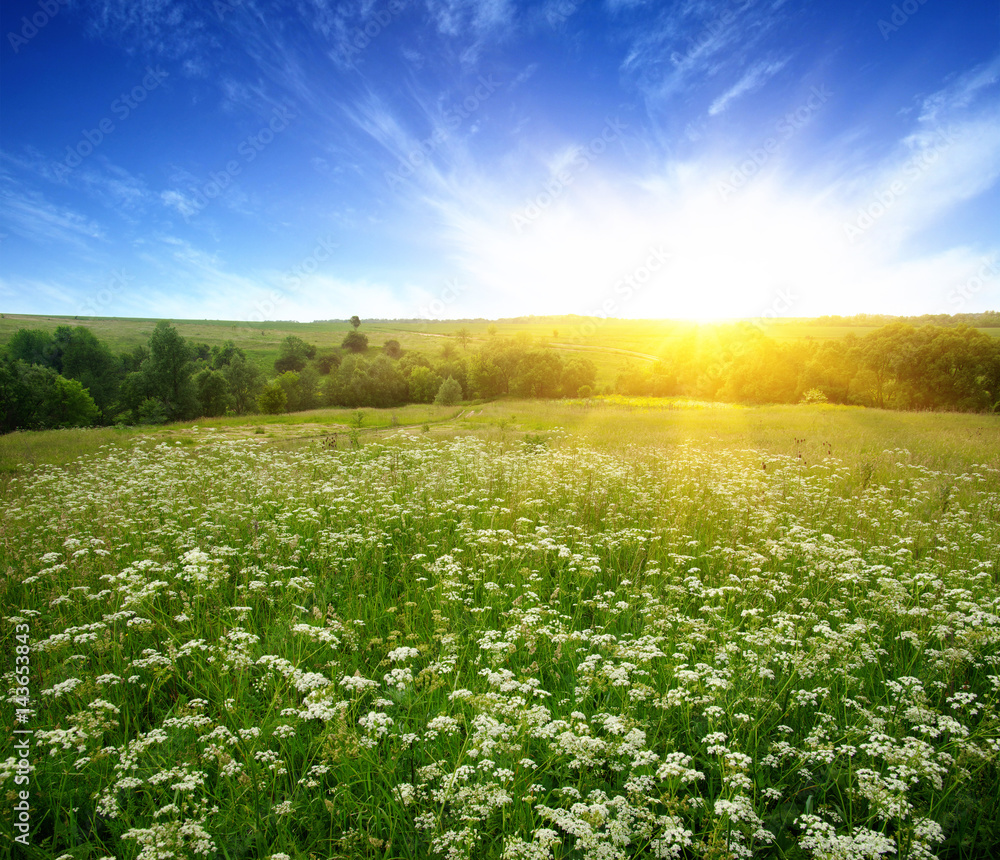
[615,321,1000,412]
[2,319,998,432]
[0,321,598,431]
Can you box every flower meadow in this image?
[2,431,999,859]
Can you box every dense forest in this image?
[1,319,999,432]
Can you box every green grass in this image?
[1,402,998,858]
[0,425,142,474]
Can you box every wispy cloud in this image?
[618,0,792,118]
[708,57,789,116]
[0,174,106,249]
[838,56,1000,250]
[917,55,1000,125]
[84,0,214,66]
[426,0,516,38]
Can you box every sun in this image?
[450,165,855,320]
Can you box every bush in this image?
[342,331,368,353]
[800,388,829,404]
[258,381,288,414]
[435,376,463,406]
[137,398,169,425]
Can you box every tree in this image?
[511,350,563,398]
[383,339,402,359]
[561,357,597,397]
[275,371,303,412]
[51,326,122,420]
[366,355,408,407]
[5,329,57,367]
[435,376,463,406]
[314,348,341,375]
[298,366,320,410]
[211,340,245,369]
[325,355,370,408]
[408,365,442,403]
[0,359,23,433]
[469,339,523,397]
[350,315,361,330]
[136,398,169,425]
[195,368,233,417]
[456,328,471,349]
[144,321,198,421]
[258,381,288,414]
[3,361,99,429]
[342,331,368,353]
[121,344,150,374]
[275,335,316,374]
[5,326,122,421]
[222,354,265,415]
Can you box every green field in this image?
[2,400,998,858]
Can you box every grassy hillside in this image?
[3,313,998,389]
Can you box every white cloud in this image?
[0,178,106,249]
[708,58,789,116]
[160,189,201,219]
[918,54,1000,124]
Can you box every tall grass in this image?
[1,410,998,858]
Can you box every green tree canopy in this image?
[222,354,265,415]
[275,335,316,374]
[435,375,463,406]
[137,322,199,421]
[258,380,288,414]
[342,331,368,353]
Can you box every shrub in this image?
[342,331,369,353]
[257,381,288,414]
[800,388,829,404]
[435,376,463,406]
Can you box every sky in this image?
[1,0,998,323]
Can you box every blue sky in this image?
[1,0,998,322]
